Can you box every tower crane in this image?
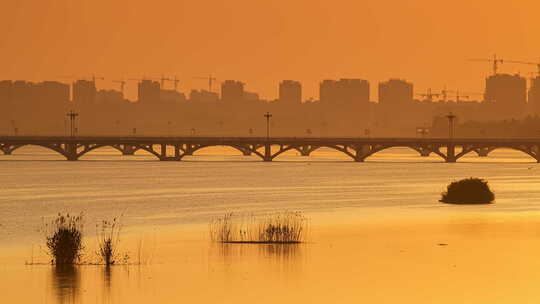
[90,75,105,83]
[193,75,217,92]
[505,58,540,76]
[112,80,126,94]
[468,54,505,75]
[151,76,171,88]
[455,91,483,102]
[416,88,440,102]
[440,86,456,102]
[169,76,180,91]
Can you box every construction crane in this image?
[455,91,483,102]
[90,75,105,83]
[112,80,126,94]
[468,54,505,75]
[193,75,217,92]
[127,77,150,85]
[440,86,456,102]
[58,75,104,84]
[169,76,180,91]
[505,58,540,76]
[416,88,440,102]
[151,76,171,88]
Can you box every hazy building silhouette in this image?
[484,74,527,118]
[320,79,369,104]
[160,89,187,103]
[189,89,219,103]
[529,76,540,114]
[96,89,125,105]
[0,80,13,105]
[243,91,260,102]
[138,80,161,103]
[40,81,70,105]
[221,80,244,103]
[279,80,302,104]
[12,81,35,104]
[73,80,97,104]
[378,79,413,105]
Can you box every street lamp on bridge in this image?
[264,112,272,140]
[445,112,457,140]
[66,110,79,137]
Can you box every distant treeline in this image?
[432,115,540,138]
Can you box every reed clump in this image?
[97,217,125,266]
[440,177,495,204]
[44,213,85,265]
[210,211,307,244]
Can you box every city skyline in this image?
[1,1,539,101]
[2,67,539,104]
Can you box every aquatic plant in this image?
[210,211,307,243]
[44,213,85,265]
[97,217,124,266]
[440,177,495,204]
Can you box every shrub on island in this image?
[440,178,495,204]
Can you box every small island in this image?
[440,178,495,204]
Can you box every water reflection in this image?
[103,265,112,292]
[258,243,301,261]
[214,243,302,258]
[212,242,305,271]
[51,265,80,304]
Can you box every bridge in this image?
[0,136,539,163]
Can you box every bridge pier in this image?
[65,143,79,161]
[296,145,312,157]
[475,147,491,157]
[122,144,136,155]
[419,148,431,157]
[263,144,272,162]
[157,144,183,161]
[446,144,456,163]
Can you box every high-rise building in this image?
[319,79,369,104]
[243,91,260,102]
[529,76,540,114]
[138,80,161,103]
[0,81,13,105]
[484,73,527,117]
[96,89,125,104]
[378,79,413,105]
[189,89,219,103]
[12,81,34,104]
[221,80,244,102]
[73,80,97,104]
[39,81,70,105]
[279,80,302,104]
[160,89,187,103]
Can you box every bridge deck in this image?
[1,136,539,163]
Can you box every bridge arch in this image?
[270,144,357,161]
[7,144,69,158]
[364,145,447,161]
[81,144,162,160]
[75,144,131,159]
[189,144,265,160]
[455,145,539,162]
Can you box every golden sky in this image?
[0,0,539,100]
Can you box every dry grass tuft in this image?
[210,211,307,244]
[97,217,126,266]
[44,213,85,265]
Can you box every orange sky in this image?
[0,0,539,100]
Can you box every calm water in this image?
[2,146,540,303]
